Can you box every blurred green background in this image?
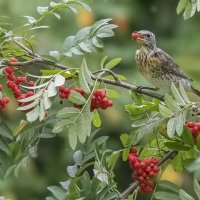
[0,0,200,199]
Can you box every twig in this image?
[116,150,177,200]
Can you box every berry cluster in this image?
[0,83,10,110]
[186,122,200,143]
[59,86,71,99]
[91,89,113,112]
[128,148,160,194]
[5,58,35,108]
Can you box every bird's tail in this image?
[191,86,200,97]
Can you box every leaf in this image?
[105,58,121,70]
[197,0,200,11]
[60,180,70,190]
[73,150,83,166]
[179,189,195,200]
[164,141,190,151]
[68,123,78,150]
[17,99,40,111]
[49,51,60,61]
[159,104,174,118]
[39,98,46,121]
[175,111,186,136]
[26,105,40,122]
[17,90,43,103]
[120,134,129,147]
[182,127,194,147]
[177,0,188,14]
[106,89,119,99]
[54,74,65,87]
[47,186,66,200]
[158,180,179,194]
[67,164,78,177]
[183,0,192,20]
[92,110,101,128]
[43,90,52,109]
[79,59,91,94]
[190,0,197,17]
[37,6,49,15]
[164,94,180,112]
[0,139,10,154]
[82,102,92,137]
[167,117,176,138]
[56,107,80,119]
[194,179,200,200]
[77,113,87,143]
[179,82,191,103]
[100,56,108,69]
[154,191,180,200]
[171,83,186,106]
[30,26,50,30]
[68,90,86,105]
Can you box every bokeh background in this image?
[0,0,200,199]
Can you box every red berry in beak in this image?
[131,32,140,39]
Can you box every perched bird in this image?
[131,30,200,96]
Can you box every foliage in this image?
[1,0,200,200]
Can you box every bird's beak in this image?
[131,32,144,41]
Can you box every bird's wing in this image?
[152,48,192,81]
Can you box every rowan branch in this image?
[116,150,177,200]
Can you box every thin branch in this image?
[116,150,177,200]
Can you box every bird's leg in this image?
[136,86,159,92]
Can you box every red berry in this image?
[59,85,65,92]
[5,66,14,74]
[187,122,194,128]
[25,91,34,97]
[153,166,159,173]
[0,84,3,91]
[9,58,18,62]
[193,126,199,134]
[130,147,137,154]
[28,81,34,87]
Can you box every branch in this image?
[116,150,177,200]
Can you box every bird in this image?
[131,30,200,96]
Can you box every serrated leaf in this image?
[106,89,119,98]
[158,180,179,194]
[52,119,71,133]
[17,90,43,103]
[67,164,78,177]
[47,186,66,200]
[68,90,86,105]
[92,36,103,48]
[54,74,65,87]
[73,150,83,166]
[179,189,195,200]
[49,51,60,61]
[179,82,191,103]
[56,107,80,119]
[167,117,176,138]
[68,123,78,150]
[159,104,174,118]
[60,180,70,190]
[92,110,101,128]
[164,141,190,151]
[82,102,92,137]
[47,81,57,97]
[175,112,186,136]
[43,90,52,110]
[183,0,192,19]
[171,83,186,106]
[77,113,87,143]
[197,0,200,11]
[177,0,188,14]
[39,98,46,121]
[164,94,180,112]
[26,105,40,122]
[105,58,121,70]
[17,99,40,111]
[37,6,49,15]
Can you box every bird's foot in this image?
[136,86,159,92]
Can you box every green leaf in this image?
[171,83,186,106]
[68,123,78,150]
[179,189,195,200]
[0,138,10,154]
[175,112,186,136]
[105,58,121,70]
[106,89,119,99]
[197,0,200,11]
[107,151,120,169]
[158,180,179,194]
[100,56,108,69]
[120,134,129,147]
[190,0,197,17]
[67,164,78,177]
[164,94,180,112]
[47,186,66,200]
[79,59,91,94]
[179,82,191,103]
[77,113,87,143]
[183,0,192,20]
[167,117,176,138]
[164,141,190,151]
[177,0,188,14]
[159,104,174,118]
[194,179,200,200]
[26,105,40,122]
[122,148,129,161]
[56,107,80,119]
[92,110,101,128]
[154,191,180,200]
[73,150,83,166]
[49,51,60,61]
[37,6,49,15]
[68,90,86,105]
[171,153,183,171]
[182,127,194,147]
[82,102,92,137]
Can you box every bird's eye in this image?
[146,34,151,38]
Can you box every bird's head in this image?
[131,30,156,49]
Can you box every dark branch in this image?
[116,150,177,200]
